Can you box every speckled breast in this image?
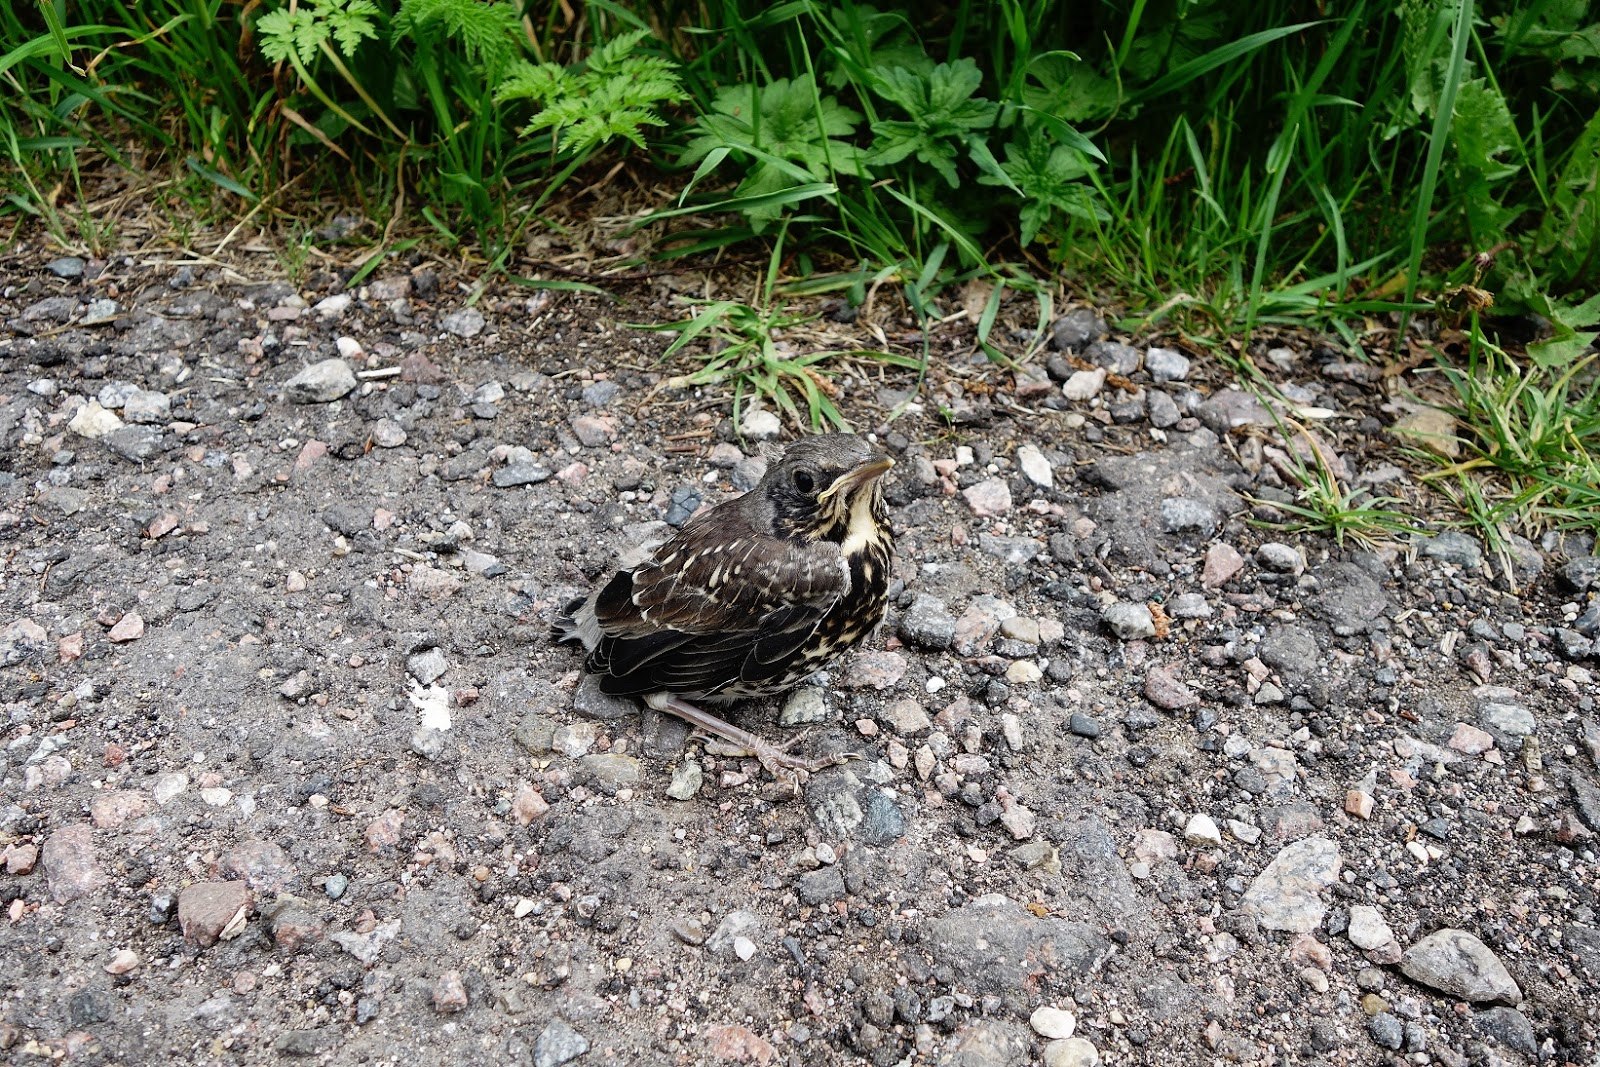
[728,532,892,698]
[786,535,892,688]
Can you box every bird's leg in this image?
[645,693,844,778]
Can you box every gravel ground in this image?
[1,249,1598,1067]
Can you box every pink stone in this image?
[108,613,144,643]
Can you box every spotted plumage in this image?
[555,434,895,773]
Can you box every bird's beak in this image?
[818,455,895,502]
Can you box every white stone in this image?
[1347,904,1396,951]
[1061,368,1107,401]
[1029,1006,1076,1040]
[1184,813,1223,847]
[1016,444,1054,489]
[1043,1037,1100,1067]
[68,400,124,439]
[739,406,782,440]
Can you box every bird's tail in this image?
[552,595,586,644]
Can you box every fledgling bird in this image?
[555,433,895,777]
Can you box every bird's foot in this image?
[647,693,849,788]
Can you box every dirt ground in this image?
[1,243,1597,1067]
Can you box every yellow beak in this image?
[818,456,895,502]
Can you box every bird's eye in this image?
[792,469,816,495]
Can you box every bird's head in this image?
[759,433,894,542]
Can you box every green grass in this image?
[1422,316,1600,540]
[3,0,1599,534]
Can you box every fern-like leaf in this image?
[395,0,523,78]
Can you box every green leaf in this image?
[257,8,324,66]
[1534,106,1600,289]
[864,59,998,188]
[495,27,685,159]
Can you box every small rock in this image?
[408,566,462,599]
[1202,543,1246,588]
[42,825,106,904]
[1368,1013,1404,1050]
[122,389,171,424]
[572,674,637,721]
[1400,929,1521,1004]
[963,477,1012,518]
[108,612,144,644]
[703,1023,776,1064]
[441,308,486,338]
[1143,666,1199,710]
[69,400,124,439]
[1421,530,1484,568]
[1480,699,1536,737]
[739,407,782,441]
[47,256,86,278]
[1392,406,1461,459]
[1061,368,1107,401]
[284,359,357,403]
[1030,1006,1076,1040]
[843,650,906,690]
[104,948,140,975]
[1184,813,1222,846]
[1043,1037,1100,1067]
[899,595,958,651]
[1051,309,1105,350]
[779,687,831,726]
[511,783,550,824]
[178,881,250,947]
[372,419,407,448]
[533,1019,588,1067]
[1103,602,1156,640]
[1240,837,1341,932]
[407,648,448,684]
[1256,542,1304,574]
[1016,445,1054,489]
[1345,789,1374,819]
[431,970,468,1013]
[1447,723,1495,755]
[1348,905,1396,951]
[880,698,932,736]
[571,415,615,447]
[1145,347,1191,383]
[1475,1006,1538,1059]
[1160,497,1218,534]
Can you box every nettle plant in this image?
[255,0,683,237]
[679,49,1102,261]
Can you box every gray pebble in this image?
[1159,497,1218,535]
[1148,390,1181,429]
[1145,347,1191,383]
[582,380,620,406]
[494,463,553,488]
[1368,1013,1403,1050]
[1086,340,1141,375]
[285,359,357,404]
[441,308,486,338]
[407,648,448,684]
[47,256,86,279]
[533,1019,589,1067]
[665,487,702,526]
[1420,530,1484,568]
[1103,602,1156,640]
[1255,542,1303,574]
[1051,309,1105,351]
[898,594,957,651]
[1068,713,1100,738]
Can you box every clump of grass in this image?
[1250,414,1420,548]
[1421,317,1600,537]
[631,220,919,432]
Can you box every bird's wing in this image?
[587,521,848,696]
